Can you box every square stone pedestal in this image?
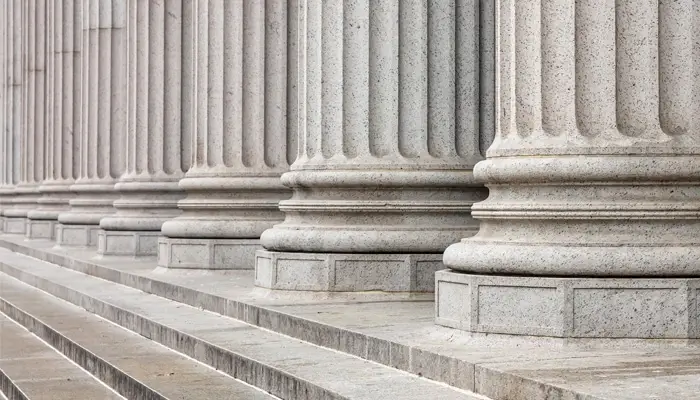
[255,251,443,292]
[98,230,160,256]
[157,237,261,269]
[26,220,57,239]
[3,217,26,234]
[55,224,100,247]
[435,270,700,339]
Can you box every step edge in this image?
[0,295,168,400]
[0,262,360,400]
[0,367,29,400]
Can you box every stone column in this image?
[437,0,700,339]
[5,0,45,234]
[255,0,488,292]
[98,0,191,256]
[3,0,40,234]
[158,0,294,269]
[27,0,77,239]
[57,0,127,247]
[1,0,21,231]
[0,0,10,227]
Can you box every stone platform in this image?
[1,233,699,400]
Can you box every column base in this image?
[157,237,261,269]
[55,224,100,247]
[255,250,443,292]
[3,218,27,234]
[98,230,160,256]
[26,220,57,240]
[435,270,700,339]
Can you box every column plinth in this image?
[256,0,490,292]
[437,0,700,338]
[3,186,38,233]
[158,1,294,269]
[98,0,189,256]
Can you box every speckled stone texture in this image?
[256,0,493,291]
[439,0,700,337]
[256,250,442,292]
[98,0,190,256]
[158,1,295,269]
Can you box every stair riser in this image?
[0,263,346,400]
[0,298,165,400]
[0,369,28,400]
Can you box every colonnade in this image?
[0,0,697,339]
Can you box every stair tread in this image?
[0,274,279,400]
[0,248,486,400]
[0,313,124,400]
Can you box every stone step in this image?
[0,249,488,400]
[0,237,477,392]
[0,312,124,400]
[0,273,279,400]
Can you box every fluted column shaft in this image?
[3,0,45,233]
[158,0,294,269]
[256,0,490,292]
[2,0,22,230]
[97,0,191,256]
[27,0,79,239]
[0,0,12,223]
[57,0,127,247]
